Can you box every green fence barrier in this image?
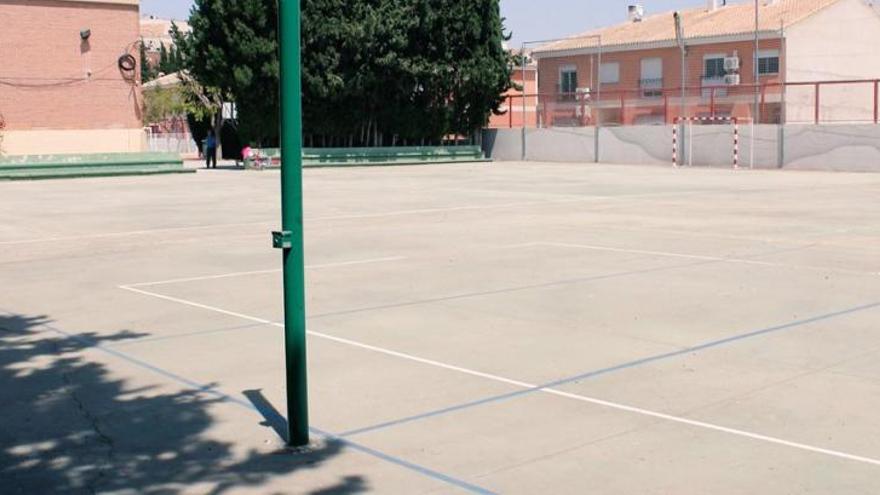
[244,146,489,169]
[0,152,192,181]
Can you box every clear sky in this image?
[139,0,711,46]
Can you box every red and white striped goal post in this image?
[672,116,740,169]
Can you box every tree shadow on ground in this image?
[0,313,366,494]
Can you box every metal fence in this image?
[145,132,199,154]
[491,78,880,129]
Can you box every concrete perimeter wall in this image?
[484,124,880,172]
[3,129,146,156]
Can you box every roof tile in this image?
[535,0,841,54]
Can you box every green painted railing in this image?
[245,146,488,168]
[0,152,183,170]
[0,152,191,181]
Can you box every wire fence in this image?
[145,132,198,154]
[490,78,880,129]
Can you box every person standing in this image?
[205,130,218,169]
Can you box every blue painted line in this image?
[235,391,495,494]
[310,243,820,321]
[340,301,880,438]
[310,258,715,320]
[311,426,497,495]
[107,322,269,347]
[7,314,497,495]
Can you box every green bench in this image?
[0,152,193,181]
[243,146,490,169]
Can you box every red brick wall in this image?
[0,0,142,131]
[537,39,784,124]
[539,39,783,93]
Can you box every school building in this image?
[0,0,144,156]
[531,0,880,127]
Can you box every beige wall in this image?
[2,129,147,155]
[785,0,880,122]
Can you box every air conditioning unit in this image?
[724,57,740,71]
[723,74,741,86]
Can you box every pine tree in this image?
[177,0,279,144]
[140,42,157,82]
[177,0,512,146]
[158,43,169,75]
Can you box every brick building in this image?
[0,0,144,155]
[488,57,538,129]
[532,0,880,126]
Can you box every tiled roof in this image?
[534,0,842,55]
[143,71,185,89]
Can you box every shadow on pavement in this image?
[0,313,366,494]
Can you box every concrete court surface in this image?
[1,161,879,494]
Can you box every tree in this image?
[140,42,158,83]
[178,74,225,152]
[158,44,169,74]
[158,42,184,77]
[176,0,512,147]
[443,0,514,138]
[175,0,279,145]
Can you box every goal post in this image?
[673,116,752,169]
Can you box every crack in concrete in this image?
[50,337,116,495]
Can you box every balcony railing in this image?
[640,78,663,98]
[491,78,880,128]
[701,76,728,98]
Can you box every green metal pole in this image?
[275,0,309,447]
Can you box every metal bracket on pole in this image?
[272,231,294,250]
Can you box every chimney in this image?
[707,0,720,11]
[628,5,645,22]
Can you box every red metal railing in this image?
[489,78,880,128]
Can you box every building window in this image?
[640,58,663,97]
[704,56,725,79]
[600,62,620,84]
[559,65,578,96]
[758,50,780,75]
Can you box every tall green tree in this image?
[158,43,184,77]
[177,0,512,146]
[140,42,158,82]
[176,0,278,145]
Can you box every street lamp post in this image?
[674,12,687,122]
[754,0,761,124]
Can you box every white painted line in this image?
[0,221,271,246]
[0,188,723,246]
[540,242,879,277]
[126,269,282,288]
[120,285,278,323]
[309,189,716,223]
[123,256,408,288]
[120,286,880,468]
[540,388,880,467]
[311,200,583,221]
